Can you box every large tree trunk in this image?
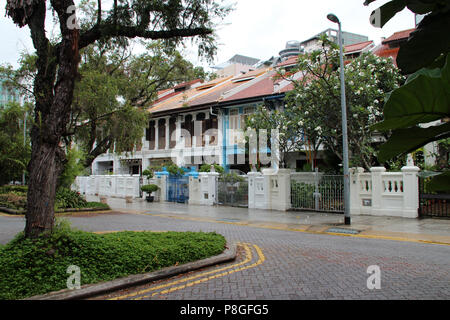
[25,137,59,237]
[23,0,79,238]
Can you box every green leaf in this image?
[406,0,440,14]
[372,53,450,131]
[397,10,450,73]
[426,171,450,192]
[377,122,450,162]
[369,0,406,28]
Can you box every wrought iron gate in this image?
[217,175,248,207]
[419,177,450,218]
[291,174,344,213]
[167,175,189,203]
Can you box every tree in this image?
[5,0,230,238]
[0,102,31,185]
[245,104,304,169]
[285,36,404,169]
[366,0,450,191]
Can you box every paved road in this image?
[2,211,448,300]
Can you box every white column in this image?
[350,167,365,216]
[165,117,170,150]
[207,172,220,205]
[401,161,420,218]
[370,167,386,216]
[155,120,159,151]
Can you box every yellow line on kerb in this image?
[110,243,264,300]
[138,212,450,246]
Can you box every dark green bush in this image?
[55,188,88,209]
[0,221,226,299]
[141,184,159,193]
[0,185,28,194]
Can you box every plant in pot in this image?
[141,184,159,202]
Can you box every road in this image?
[1,211,449,300]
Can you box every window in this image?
[158,119,166,149]
[146,121,156,150]
[228,109,241,145]
[182,115,193,147]
[196,113,206,147]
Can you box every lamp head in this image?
[327,13,340,24]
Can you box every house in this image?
[300,28,369,53]
[211,54,261,78]
[92,27,423,176]
[371,28,415,65]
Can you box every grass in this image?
[0,220,226,300]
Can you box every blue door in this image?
[167,176,189,203]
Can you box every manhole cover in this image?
[326,227,360,235]
[218,218,241,223]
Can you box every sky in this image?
[0,0,416,70]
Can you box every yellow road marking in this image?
[135,243,265,300]
[110,243,253,300]
[110,243,264,300]
[136,212,450,246]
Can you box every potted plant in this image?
[141,184,159,202]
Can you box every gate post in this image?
[401,160,420,218]
[370,167,386,216]
[349,167,365,216]
[207,172,220,205]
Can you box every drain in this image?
[218,218,241,223]
[326,227,360,235]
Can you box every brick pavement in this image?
[65,212,450,300]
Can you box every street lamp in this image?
[327,13,351,225]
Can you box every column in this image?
[401,159,420,218]
[370,167,386,216]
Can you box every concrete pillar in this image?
[155,121,159,151]
[349,167,365,216]
[401,161,420,218]
[370,167,386,216]
[165,116,170,150]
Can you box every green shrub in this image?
[199,164,225,174]
[141,184,159,193]
[219,172,245,183]
[83,202,110,209]
[55,188,88,209]
[0,185,28,194]
[0,193,27,210]
[0,221,226,299]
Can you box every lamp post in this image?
[327,13,351,225]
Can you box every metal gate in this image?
[217,175,248,207]
[419,177,450,218]
[167,175,189,203]
[291,174,344,213]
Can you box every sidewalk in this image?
[86,195,450,245]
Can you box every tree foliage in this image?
[366,0,450,191]
[283,36,404,169]
[4,0,230,238]
[0,103,31,185]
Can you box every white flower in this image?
[374,99,379,104]
[298,120,304,126]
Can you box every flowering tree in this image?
[286,36,405,169]
[245,104,304,169]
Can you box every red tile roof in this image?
[382,28,415,44]
[173,79,203,90]
[344,40,374,54]
[276,56,298,68]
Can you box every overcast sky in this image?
[0,0,415,70]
